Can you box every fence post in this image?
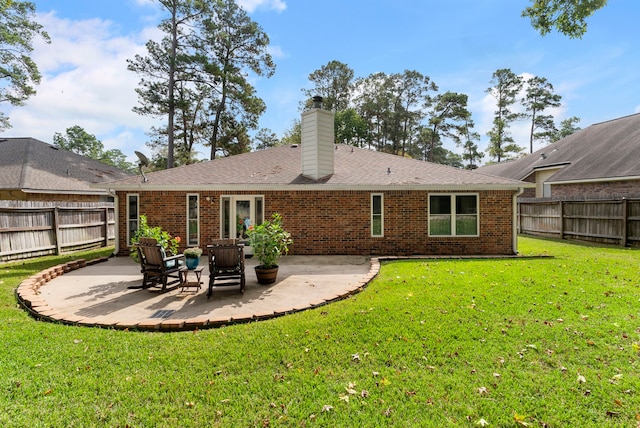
[103,207,109,247]
[559,201,564,240]
[622,198,628,247]
[53,206,62,255]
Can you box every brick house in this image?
[0,137,132,202]
[478,113,640,200]
[97,106,532,257]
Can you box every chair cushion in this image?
[165,259,184,269]
[160,247,184,269]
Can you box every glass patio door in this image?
[221,196,263,239]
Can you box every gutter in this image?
[549,175,640,185]
[95,183,534,192]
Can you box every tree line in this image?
[262,62,580,169]
[1,0,606,170]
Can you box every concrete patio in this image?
[15,255,379,331]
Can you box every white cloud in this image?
[267,44,286,59]
[4,12,159,160]
[237,0,286,13]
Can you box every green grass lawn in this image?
[1,237,639,427]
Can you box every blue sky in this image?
[4,0,639,164]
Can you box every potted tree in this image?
[183,247,203,270]
[246,213,293,284]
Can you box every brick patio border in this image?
[14,256,381,332]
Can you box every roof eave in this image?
[549,175,640,185]
[22,188,111,196]
[96,183,534,192]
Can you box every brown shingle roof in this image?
[479,113,640,183]
[0,137,132,194]
[99,144,528,190]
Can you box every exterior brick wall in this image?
[551,180,640,199]
[116,189,516,256]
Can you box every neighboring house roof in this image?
[97,144,530,191]
[0,137,132,195]
[478,113,640,184]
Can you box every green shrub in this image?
[129,215,180,262]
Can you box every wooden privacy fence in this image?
[0,202,115,262]
[518,198,640,247]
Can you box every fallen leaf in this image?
[577,374,587,384]
[514,412,529,426]
[476,418,490,427]
[378,377,391,387]
[352,353,360,361]
[321,405,333,412]
[339,395,349,402]
[477,386,488,394]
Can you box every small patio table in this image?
[179,266,203,292]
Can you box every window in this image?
[220,195,264,239]
[126,193,139,245]
[371,193,383,237]
[187,194,199,246]
[429,194,478,236]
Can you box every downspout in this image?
[512,187,525,254]
[107,189,119,257]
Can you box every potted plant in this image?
[246,213,293,284]
[130,215,180,263]
[183,247,202,270]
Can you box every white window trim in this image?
[126,193,139,246]
[187,193,200,246]
[371,193,384,237]
[428,193,480,237]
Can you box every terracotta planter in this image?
[255,265,278,284]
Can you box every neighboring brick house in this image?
[478,113,640,200]
[0,137,132,202]
[97,106,532,257]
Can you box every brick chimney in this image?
[301,96,334,180]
